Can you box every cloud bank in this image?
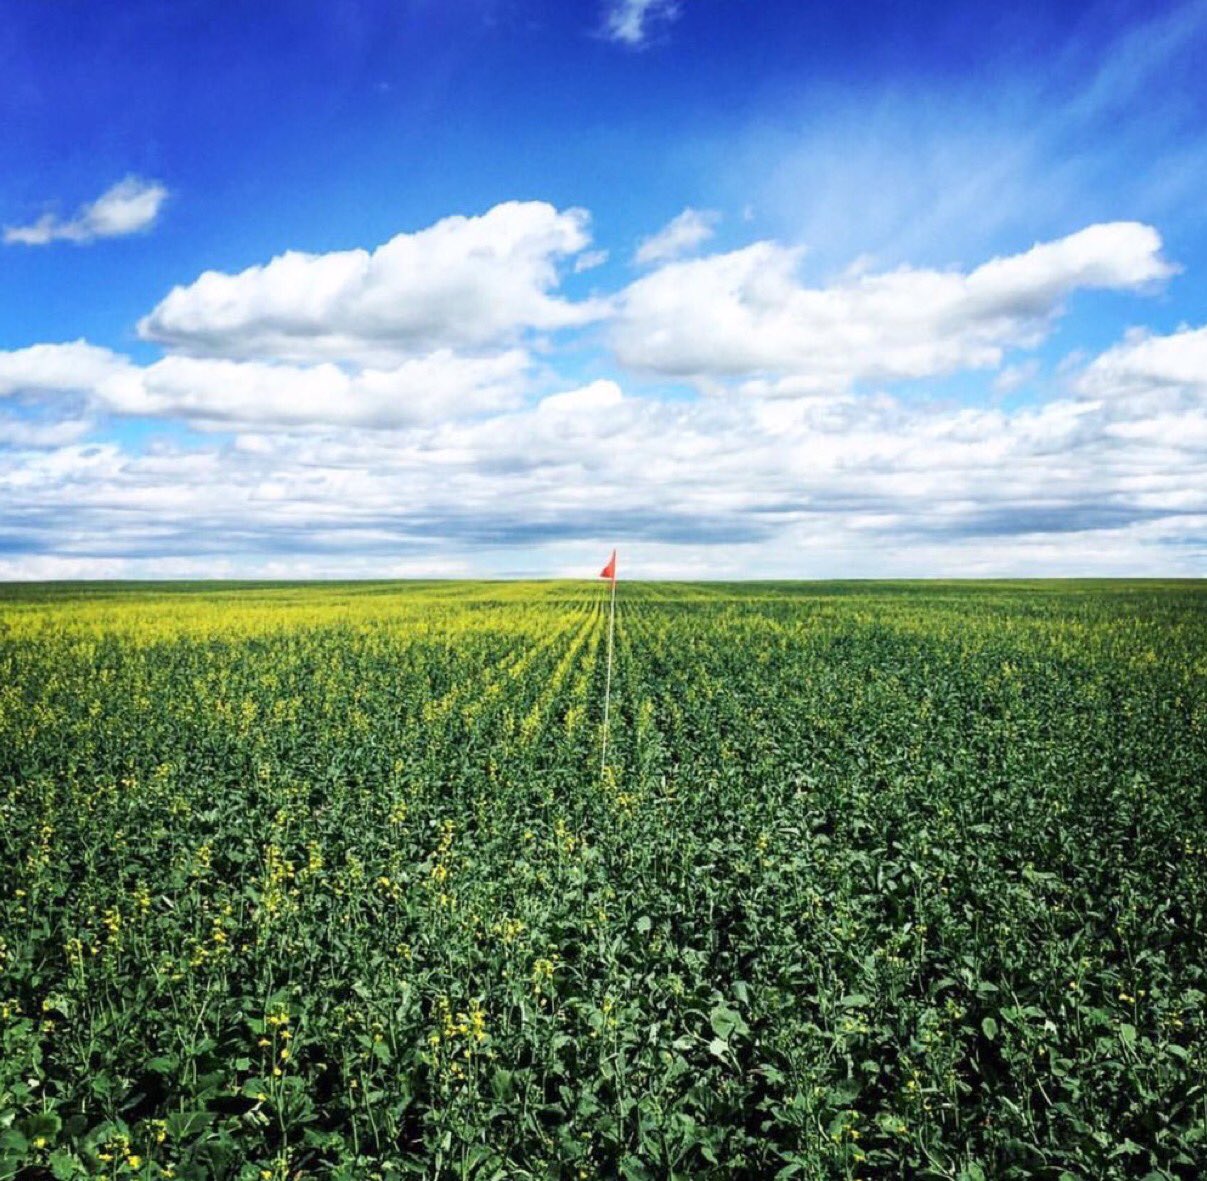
[0,202,1202,577]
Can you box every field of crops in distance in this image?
[0,579,1204,1181]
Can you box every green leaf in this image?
[828,1080,860,1105]
[166,1111,214,1140]
[21,1111,61,1140]
[491,1068,514,1101]
[710,1005,741,1039]
[982,1016,998,1041]
[838,993,871,1009]
[619,1156,652,1181]
[49,1149,83,1180]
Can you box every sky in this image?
[1,0,1205,579]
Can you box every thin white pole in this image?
[600,573,617,777]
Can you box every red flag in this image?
[600,549,617,582]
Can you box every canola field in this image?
[0,580,1204,1181]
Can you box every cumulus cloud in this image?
[116,351,529,428]
[2,324,1202,578]
[614,222,1175,387]
[4,177,168,246]
[1078,324,1207,398]
[138,201,604,363]
[0,339,130,395]
[1072,324,1207,455]
[0,412,93,450]
[0,342,529,429]
[993,359,1041,394]
[0,202,605,432]
[536,380,625,417]
[603,0,680,47]
[0,208,1200,577]
[634,208,720,265]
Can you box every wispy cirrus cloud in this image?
[735,1,1207,273]
[4,176,168,246]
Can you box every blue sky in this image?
[1,0,1204,577]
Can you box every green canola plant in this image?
[0,580,1203,1179]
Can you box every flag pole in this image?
[600,555,617,777]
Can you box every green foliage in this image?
[0,579,1204,1178]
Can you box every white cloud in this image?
[138,201,604,363]
[574,249,610,273]
[1073,325,1207,458]
[537,379,625,416]
[2,203,608,431]
[603,0,680,47]
[993,359,1041,393]
[1078,324,1207,398]
[0,340,131,396]
[112,351,529,428]
[0,413,93,449]
[4,177,168,246]
[3,320,1201,578]
[0,207,1200,577]
[613,222,1175,386]
[0,342,529,429]
[634,208,719,265]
